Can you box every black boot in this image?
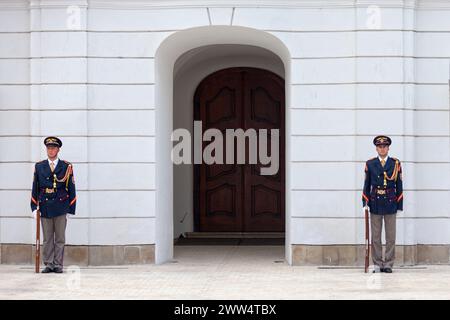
[53,266,63,273]
[41,266,54,273]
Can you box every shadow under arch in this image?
[154,25,292,264]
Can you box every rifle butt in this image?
[364,208,370,273]
[35,209,40,273]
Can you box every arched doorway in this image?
[193,67,285,232]
[154,26,292,264]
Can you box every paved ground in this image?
[1,246,449,299]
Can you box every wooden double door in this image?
[194,67,285,232]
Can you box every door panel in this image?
[243,69,285,232]
[194,67,285,232]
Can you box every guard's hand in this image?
[363,206,369,214]
[66,213,73,219]
[31,210,37,219]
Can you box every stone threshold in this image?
[292,244,450,266]
[184,232,285,239]
[0,244,154,266]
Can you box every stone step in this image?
[183,232,285,239]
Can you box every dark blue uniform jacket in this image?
[30,159,77,218]
[362,156,403,215]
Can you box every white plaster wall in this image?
[0,1,449,261]
[0,1,32,245]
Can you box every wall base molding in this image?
[2,243,449,266]
[292,244,450,266]
[0,244,155,266]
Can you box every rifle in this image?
[364,206,370,273]
[35,204,40,273]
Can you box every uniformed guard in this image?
[362,135,403,273]
[30,136,76,273]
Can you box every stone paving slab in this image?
[0,246,449,300]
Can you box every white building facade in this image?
[0,0,449,266]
